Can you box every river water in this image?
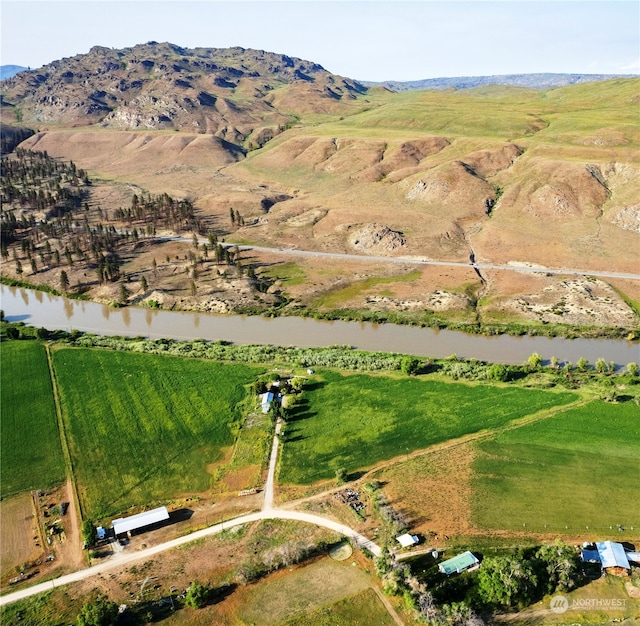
[1,285,638,367]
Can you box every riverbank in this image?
[2,275,639,342]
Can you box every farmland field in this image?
[280,371,577,484]
[473,400,640,533]
[0,341,65,497]
[51,347,263,519]
[238,558,376,625]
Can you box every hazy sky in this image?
[1,1,638,81]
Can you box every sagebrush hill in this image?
[1,43,639,335]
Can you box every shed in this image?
[261,392,275,413]
[626,552,640,564]
[438,551,479,575]
[396,533,419,548]
[596,541,630,571]
[112,506,169,537]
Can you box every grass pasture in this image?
[238,558,375,625]
[281,587,397,626]
[51,347,262,519]
[0,341,65,497]
[473,400,640,535]
[280,371,577,484]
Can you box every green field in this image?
[280,371,577,484]
[473,400,640,533]
[0,341,65,497]
[51,347,262,518]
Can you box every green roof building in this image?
[438,551,479,575]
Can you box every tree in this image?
[595,357,608,374]
[535,540,582,594]
[401,356,420,376]
[527,352,542,371]
[488,363,509,382]
[82,520,97,547]
[118,283,128,305]
[550,356,559,370]
[627,362,638,377]
[140,275,148,292]
[477,555,537,608]
[576,357,589,372]
[76,595,118,626]
[190,279,197,297]
[60,270,70,292]
[15,259,23,275]
[184,580,210,609]
[335,467,348,484]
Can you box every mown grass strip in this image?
[0,341,65,497]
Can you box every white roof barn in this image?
[112,506,169,536]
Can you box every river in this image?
[1,285,638,366]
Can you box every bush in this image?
[184,580,210,609]
[76,594,118,626]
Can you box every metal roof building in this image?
[438,551,479,575]
[261,392,275,413]
[112,506,169,536]
[596,541,630,570]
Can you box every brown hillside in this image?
[0,42,367,144]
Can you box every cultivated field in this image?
[0,341,65,498]
[473,400,640,535]
[279,370,577,484]
[0,493,40,578]
[51,347,263,519]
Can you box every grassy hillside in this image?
[2,71,639,336]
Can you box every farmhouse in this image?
[112,506,169,538]
[396,533,419,548]
[581,540,632,576]
[438,551,480,575]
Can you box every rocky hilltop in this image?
[0,42,367,146]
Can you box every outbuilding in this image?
[438,551,479,575]
[581,541,632,576]
[112,506,169,538]
[396,533,419,548]
[261,391,275,413]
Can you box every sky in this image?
[1,1,638,82]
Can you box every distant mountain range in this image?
[0,65,28,81]
[365,73,638,91]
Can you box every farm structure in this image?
[396,533,419,548]
[581,540,635,576]
[112,506,169,538]
[261,392,276,413]
[438,551,480,575]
